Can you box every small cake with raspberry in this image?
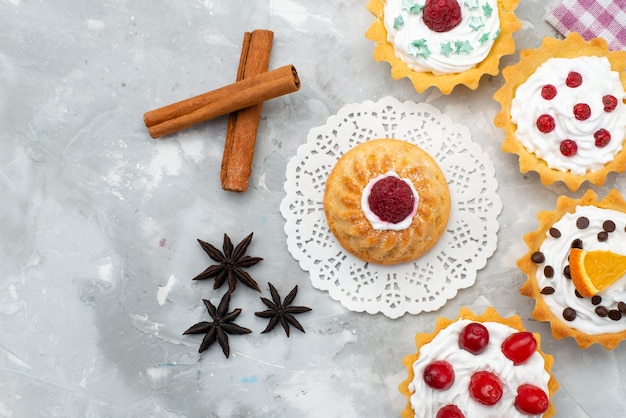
[494,33,626,191]
[323,138,450,265]
[399,307,559,418]
[365,0,521,94]
[519,189,626,350]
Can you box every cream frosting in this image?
[511,56,626,175]
[383,0,500,74]
[408,319,550,418]
[536,205,626,335]
[361,171,419,230]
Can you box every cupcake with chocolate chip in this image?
[519,189,626,349]
[494,33,626,191]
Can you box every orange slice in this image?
[569,248,626,297]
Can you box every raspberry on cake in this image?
[323,138,450,265]
[365,0,521,93]
[494,33,626,191]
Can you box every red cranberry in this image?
[468,371,502,406]
[573,103,591,120]
[566,71,583,88]
[458,322,489,355]
[594,129,611,148]
[560,139,578,157]
[603,95,618,112]
[536,114,555,133]
[501,332,537,365]
[436,404,465,418]
[515,384,549,415]
[423,360,455,390]
[541,84,557,100]
[367,176,415,224]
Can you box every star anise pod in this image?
[255,282,312,337]
[183,292,251,357]
[193,232,263,293]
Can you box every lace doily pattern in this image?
[280,97,501,318]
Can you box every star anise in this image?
[183,292,251,357]
[255,282,312,337]
[193,232,263,293]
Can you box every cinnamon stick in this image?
[144,64,300,138]
[221,30,274,192]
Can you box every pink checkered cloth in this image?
[545,0,626,51]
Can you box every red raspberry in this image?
[541,84,557,100]
[422,0,462,33]
[367,176,415,224]
[436,405,465,418]
[566,71,583,88]
[536,114,555,133]
[560,139,578,157]
[594,129,611,148]
[603,95,618,112]
[573,103,591,121]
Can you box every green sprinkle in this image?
[402,0,423,13]
[409,39,431,58]
[440,42,454,57]
[394,15,404,30]
[464,0,479,10]
[493,28,501,40]
[409,4,424,13]
[483,3,493,18]
[479,32,491,44]
[455,40,473,54]
[469,16,484,31]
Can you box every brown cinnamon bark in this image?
[144,64,299,138]
[221,30,274,192]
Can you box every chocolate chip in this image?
[592,295,602,305]
[549,227,561,238]
[595,306,609,317]
[609,310,623,321]
[541,286,555,295]
[619,302,626,313]
[575,289,584,298]
[571,239,583,249]
[563,307,577,321]
[597,231,609,242]
[544,265,554,278]
[531,251,545,263]
[563,265,571,279]
[576,217,590,229]
[603,220,616,232]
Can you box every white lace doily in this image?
[280,97,502,319]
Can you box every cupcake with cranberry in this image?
[365,0,521,94]
[494,33,626,191]
[323,138,450,265]
[519,189,626,350]
[399,306,558,417]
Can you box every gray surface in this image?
[1,0,624,416]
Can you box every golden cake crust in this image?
[494,33,626,191]
[519,189,626,350]
[399,306,559,418]
[323,138,450,265]
[365,0,521,94]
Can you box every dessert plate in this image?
[280,96,501,318]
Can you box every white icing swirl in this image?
[537,205,626,335]
[361,171,419,230]
[383,0,500,74]
[408,319,550,418]
[511,56,626,175]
